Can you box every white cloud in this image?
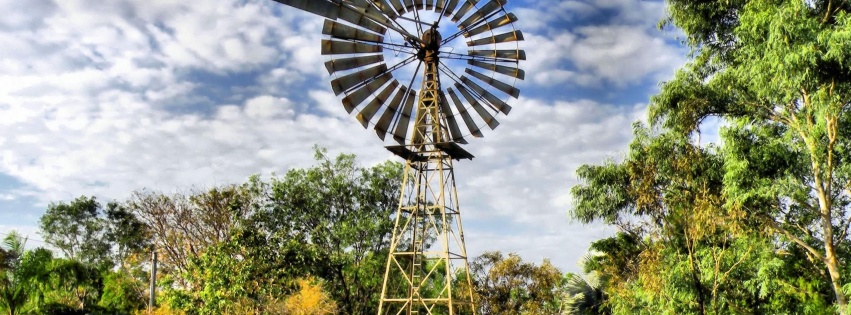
[517,0,683,88]
[568,25,683,86]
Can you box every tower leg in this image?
[378,154,476,315]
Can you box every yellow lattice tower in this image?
[378,30,475,315]
[269,1,526,314]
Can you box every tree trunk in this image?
[817,173,846,313]
[825,246,847,313]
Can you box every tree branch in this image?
[762,216,825,262]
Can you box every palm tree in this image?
[560,253,608,315]
[561,272,607,315]
[0,231,29,315]
[0,232,56,315]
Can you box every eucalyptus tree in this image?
[40,197,110,267]
[39,196,149,270]
[263,148,403,315]
[570,123,833,314]
[648,0,851,310]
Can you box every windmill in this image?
[271,1,525,314]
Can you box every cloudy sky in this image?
[0,0,687,272]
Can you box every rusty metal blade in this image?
[464,68,519,97]
[447,87,484,137]
[466,30,523,46]
[375,86,408,140]
[459,75,511,114]
[341,0,423,38]
[458,0,505,29]
[467,59,525,79]
[441,0,460,17]
[322,39,383,55]
[337,0,390,34]
[468,49,526,60]
[273,0,340,19]
[273,0,386,34]
[324,55,384,74]
[343,73,392,112]
[386,0,406,14]
[347,0,396,22]
[439,90,467,143]
[451,0,479,22]
[337,6,387,34]
[330,64,388,95]
[357,80,400,127]
[455,82,499,129]
[465,13,516,37]
[435,0,447,13]
[412,0,425,11]
[323,20,384,42]
[425,0,436,10]
[392,88,417,144]
[369,0,398,19]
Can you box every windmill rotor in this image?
[275,0,525,149]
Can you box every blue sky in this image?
[0,0,688,272]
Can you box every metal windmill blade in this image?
[273,0,524,151]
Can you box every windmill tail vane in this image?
[269,0,525,314]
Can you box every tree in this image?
[0,231,28,315]
[262,147,403,315]
[469,251,563,315]
[561,273,606,315]
[131,148,403,315]
[98,269,147,314]
[560,254,608,315]
[128,184,257,288]
[0,231,54,315]
[570,124,833,314]
[48,259,103,311]
[39,196,110,267]
[103,202,150,270]
[649,0,851,311]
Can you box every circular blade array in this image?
[275,0,525,145]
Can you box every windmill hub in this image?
[417,28,442,61]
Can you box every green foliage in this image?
[98,270,146,314]
[653,0,851,310]
[0,232,59,315]
[40,197,111,268]
[561,270,607,315]
[103,203,150,270]
[40,197,149,271]
[48,259,104,311]
[24,147,565,315]
[141,148,402,315]
[571,124,835,314]
[571,0,851,313]
[469,251,563,315]
[260,148,402,315]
